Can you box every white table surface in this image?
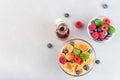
[0,0,120,80]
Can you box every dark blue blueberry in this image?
[96,38,102,42]
[102,3,108,9]
[94,18,100,21]
[88,49,92,54]
[70,59,74,63]
[107,33,112,37]
[64,13,69,18]
[69,41,74,46]
[76,70,80,75]
[102,32,108,36]
[47,43,53,48]
[105,36,110,40]
[100,39,103,41]
[95,60,100,64]
[63,49,68,54]
[89,30,94,34]
[94,29,98,32]
[97,27,102,32]
[83,65,90,71]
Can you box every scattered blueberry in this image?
[83,65,90,71]
[47,43,53,48]
[70,59,74,63]
[102,32,108,36]
[102,3,108,9]
[95,60,100,64]
[63,49,68,54]
[64,13,69,18]
[76,70,80,75]
[69,41,74,46]
[89,30,94,34]
[88,49,92,54]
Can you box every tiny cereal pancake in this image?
[60,53,66,57]
[64,62,73,72]
[79,44,89,52]
[74,42,81,49]
[79,60,85,67]
[65,44,74,53]
[72,63,79,73]
[86,58,93,65]
[65,53,74,60]
[76,65,84,74]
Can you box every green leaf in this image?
[107,25,116,34]
[73,49,81,56]
[80,53,89,60]
[94,19,105,27]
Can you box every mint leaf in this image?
[80,53,89,60]
[73,49,81,56]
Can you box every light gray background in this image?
[0,0,120,80]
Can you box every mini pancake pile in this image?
[59,40,95,76]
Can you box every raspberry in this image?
[99,32,105,39]
[88,23,96,30]
[59,56,67,64]
[75,21,82,28]
[103,18,110,25]
[91,32,99,40]
[101,24,108,31]
[74,56,81,63]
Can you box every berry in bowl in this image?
[58,38,96,76]
[87,16,116,42]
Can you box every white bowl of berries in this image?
[87,16,116,42]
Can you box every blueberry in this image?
[63,49,68,54]
[102,3,108,9]
[95,60,100,64]
[76,70,80,75]
[70,59,74,63]
[94,29,98,32]
[106,36,110,40]
[107,33,112,37]
[88,49,92,54]
[83,65,90,71]
[89,30,94,34]
[96,38,102,42]
[47,43,53,48]
[64,13,69,18]
[102,32,108,36]
[100,39,103,41]
[97,27,102,32]
[69,41,74,46]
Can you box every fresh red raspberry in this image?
[103,18,110,25]
[99,32,105,39]
[91,32,99,40]
[101,24,108,31]
[88,23,96,30]
[75,21,83,28]
[74,56,81,63]
[59,56,67,64]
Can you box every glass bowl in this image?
[58,38,96,77]
[87,16,116,42]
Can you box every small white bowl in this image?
[87,16,116,42]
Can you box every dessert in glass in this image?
[58,38,96,76]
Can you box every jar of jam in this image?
[56,18,70,39]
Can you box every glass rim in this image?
[58,38,96,77]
